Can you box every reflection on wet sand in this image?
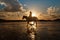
[0,22,60,40]
[27,21,37,40]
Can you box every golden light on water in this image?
[28,21,36,40]
[29,21,37,30]
[30,22,34,24]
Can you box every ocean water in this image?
[0,21,60,40]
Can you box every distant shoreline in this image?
[0,20,60,22]
[0,19,60,22]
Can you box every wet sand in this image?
[0,22,60,40]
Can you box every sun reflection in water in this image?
[27,21,37,40]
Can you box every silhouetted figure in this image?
[22,11,38,31]
[22,11,38,21]
[22,11,38,40]
[22,11,38,28]
[29,11,32,17]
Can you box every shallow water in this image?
[0,21,60,40]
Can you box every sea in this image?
[0,21,60,40]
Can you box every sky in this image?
[19,0,60,12]
[0,0,60,20]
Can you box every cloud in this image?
[0,0,26,12]
[47,6,59,15]
[0,2,7,6]
[47,6,60,20]
[38,6,60,20]
[0,0,27,20]
[0,12,23,20]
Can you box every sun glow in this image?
[32,12,36,17]
[27,10,39,18]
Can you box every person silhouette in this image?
[29,11,32,17]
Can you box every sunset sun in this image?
[32,12,36,17]
[32,13,36,17]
